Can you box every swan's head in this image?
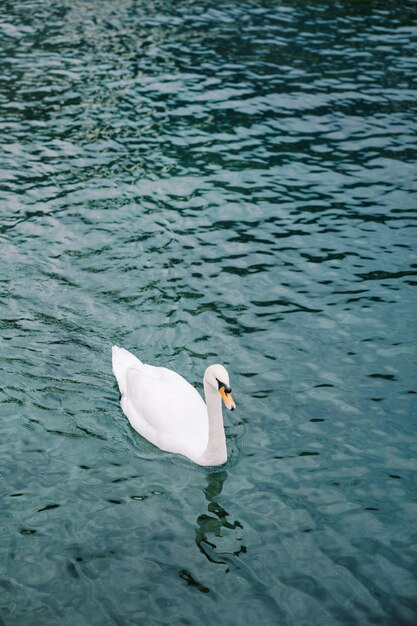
[204,364,236,411]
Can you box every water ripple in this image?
[1,1,416,624]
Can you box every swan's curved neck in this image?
[199,380,227,466]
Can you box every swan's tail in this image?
[112,345,143,396]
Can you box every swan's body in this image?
[112,346,236,466]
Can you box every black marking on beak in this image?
[216,378,232,394]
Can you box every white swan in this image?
[112,346,236,466]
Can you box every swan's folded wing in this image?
[112,345,143,395]
[123,367,208,458]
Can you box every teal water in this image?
[1,1,417,624]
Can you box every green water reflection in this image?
[1,0,416,624]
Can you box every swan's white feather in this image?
[112,345,209,461]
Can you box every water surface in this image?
[1,1,417,624]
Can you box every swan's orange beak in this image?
[220,387,236,411]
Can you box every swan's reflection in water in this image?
[195,471,246,567]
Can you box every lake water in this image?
[1,1,417,624]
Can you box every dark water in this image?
[1,0,417,624]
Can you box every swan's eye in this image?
[216,378,231,394]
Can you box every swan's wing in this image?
[122,365,208,459]
[112,345,143,395]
